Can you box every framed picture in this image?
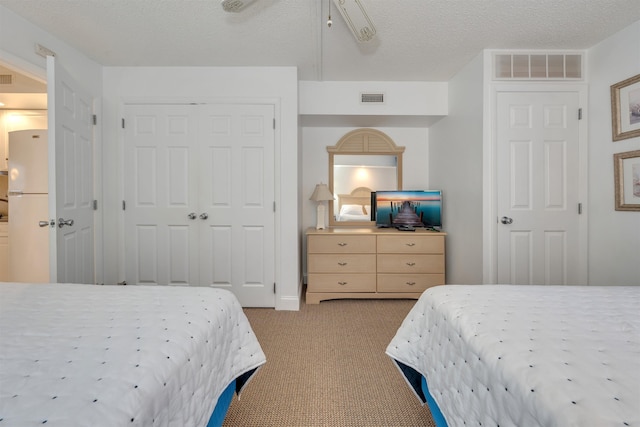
[614,150,640,211]
[611,74,640,141]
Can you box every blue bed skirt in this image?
[206,367,260,427]
[421,376,448,427]
[394,361,448,427]
[206,379,236,427]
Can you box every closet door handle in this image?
[501,216,513,225]
[188,212,197,220]
[199,213,209,220]
[58,218,74,228]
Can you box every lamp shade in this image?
[309,183,334,202]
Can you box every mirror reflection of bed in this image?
[332,156,399,221]
[337,186,373,221]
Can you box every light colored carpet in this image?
[223,298,436,427]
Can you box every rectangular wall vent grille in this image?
[361,93,384,103]
[0,74,13,85]
[494,52,583,80]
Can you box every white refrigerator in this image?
[8,129,50,283]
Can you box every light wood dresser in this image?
[306,227,446,304]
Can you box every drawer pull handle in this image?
[338,262,348,266]
[338,281,348,286]
[406,243,416,246]
[406,262,416,266]
[338,242,348,246]
[406,282,416,286]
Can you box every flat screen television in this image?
[371,190,443,230]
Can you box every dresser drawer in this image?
[308,234,376,254]
[377,235,444,254]
[308,254,376,273]
[377,254,444,273]
[377,274,444,292]
[307,273,376,292]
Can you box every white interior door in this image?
[123,105,199,285]
[47,56,95,284]
[496,91,584,285]
[198,104,275,307]
[123,103,276,307]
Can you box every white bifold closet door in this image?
[123,103,275,307]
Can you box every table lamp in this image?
[310,183,334,229]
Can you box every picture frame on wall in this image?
[613,150,640,211]
[611,74,640,141]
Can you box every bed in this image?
[337,186,372,221]
[0,282,266,427]
[386,285,640,427]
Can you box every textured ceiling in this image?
[0,0,639,83]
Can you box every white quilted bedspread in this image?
[0,283,266,427]
[386,285,640,427]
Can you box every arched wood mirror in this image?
[328,128,405,227]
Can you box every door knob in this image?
[58,218,74,228]
[188,212,197,220]
[39,220,54,228]
[500,216,513,225]
[199,213,209,220]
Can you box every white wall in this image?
[587,21,640,285]
[0,6,102,92]
[101,66,300,309]
[429,53,485,284]
[300,81,448,116]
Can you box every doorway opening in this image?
[0,62,48,282]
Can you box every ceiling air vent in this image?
[361,93,384,104]
[0,74,13,85]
